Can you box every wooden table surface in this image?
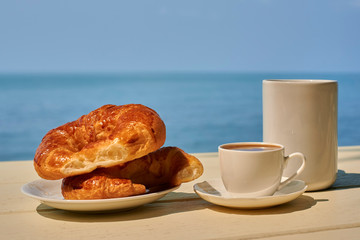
[1,146,359,240]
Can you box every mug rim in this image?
[263,79,337,84]
[218,142,284,152]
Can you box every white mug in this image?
[263,79,338,191]
[218,142,306,197]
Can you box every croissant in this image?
[62,147,204,199]
[34,104,166,180]
[61,177,147,200]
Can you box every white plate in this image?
[193,178,307,209]
[21,179,179,212]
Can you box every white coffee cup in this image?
[218,142,306,197]
[263,79,338,191]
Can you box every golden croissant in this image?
[34,104,166,180]
[61,147,203,199]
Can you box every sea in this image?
[0,72,359,161]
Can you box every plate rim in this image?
[21,178,180,211]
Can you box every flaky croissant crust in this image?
[34,104,166,180]
[61,147,204,199]
[62,177,147,200]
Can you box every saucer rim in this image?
[193,178,307,209]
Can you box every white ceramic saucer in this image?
[22,179,179,212]
[193,178,307,209]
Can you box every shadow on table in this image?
[36,191,320,222]
[328,169,360,191]
[207,195,319,215]
[36,192,208,222]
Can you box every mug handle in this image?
[278,152,306,190]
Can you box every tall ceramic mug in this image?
[263,79,338,191]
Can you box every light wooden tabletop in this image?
[1,146,359,240]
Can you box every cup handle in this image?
[278,152,306,190]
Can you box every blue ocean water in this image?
[0,72,359,161]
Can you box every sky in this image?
[0,0,359,73]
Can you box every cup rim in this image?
[218,142,284,152]
[263,79,337,84]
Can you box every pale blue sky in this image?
[0,0,359,73]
